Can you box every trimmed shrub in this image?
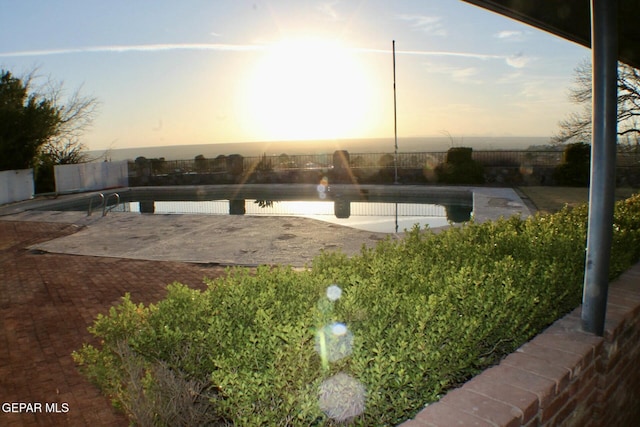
[553,142,591,186]
[446,146,473,164]
[74,193,640,426]
[436,147,485,184]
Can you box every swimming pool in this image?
[29,184,474,233]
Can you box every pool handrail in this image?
[87,193,105,217]
[87,192,121,217]
[103,193,120,216]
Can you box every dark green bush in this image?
[445,146,473,164]
[74,193,640,426]
[435,147,485,184]
[553,142,591,186]
[563,142,591,164]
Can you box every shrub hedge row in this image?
[73,193,640,426]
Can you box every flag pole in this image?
[393,40,399,184]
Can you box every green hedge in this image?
[73,193,640,426]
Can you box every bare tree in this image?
[37,74,100,164]
[553,60,640,146]
[0,68,100,169]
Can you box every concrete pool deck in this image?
[0,185,532,267]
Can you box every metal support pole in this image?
[393,40,399,184]
[581,0,618,336]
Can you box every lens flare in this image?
[315,323,353,363]
[326,284,342,301]
[317,176,330,200]
[319,372,366,422]
[331,322,347,336]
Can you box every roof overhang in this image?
[461,0,640,69]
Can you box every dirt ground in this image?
[517,186,638,214]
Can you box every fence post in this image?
[334,199,351,218]
[227,154,244,183]
[139,201,155,213]
[229,199,246,215]
[332,150,351,184]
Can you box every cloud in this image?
[506,53,533,68]
[354,45,533,69]
[452,67,481,83]
[396,14,446,36]
[355,46,502,61]
[429,103,483,114]
[497,71,524,83]
[421,62,482,84]
[317,1,340,21]
[0,43,264,58]
[517,79,563,103]
[0,42,534,71]
[495,30,524,40]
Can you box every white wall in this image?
[54,161,128,194]
[0,169,34,205]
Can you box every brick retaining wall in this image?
[400,262,640,427]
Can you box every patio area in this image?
[0,220,224,426]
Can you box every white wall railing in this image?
[0,169,34,205]
[54,161,128,194]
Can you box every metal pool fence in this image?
[128,151,551,175]
[127,149,640,184]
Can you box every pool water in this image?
[121,199,471,233]
[30,185,473,234]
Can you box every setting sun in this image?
[239,38,376,141]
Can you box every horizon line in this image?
[88,135,553,151]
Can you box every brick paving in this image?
[0,220,227,426]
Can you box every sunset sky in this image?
[0,0,590,152]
